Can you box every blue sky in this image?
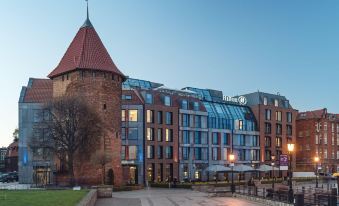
[0,0,338,146]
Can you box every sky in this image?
[0,0,339,147]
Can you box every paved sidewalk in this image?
[95,188,264,206]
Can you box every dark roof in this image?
[20,78,53,103]
[241,91,294,109]
[48,19,125,79]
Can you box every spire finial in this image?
[82,0,93,28]
[86,0,89,20]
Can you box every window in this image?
[274,99,279,107]
[315,134,319,144]
[43,109,50,121]
[265,137,271,147]
[146,93,153,104]
[284,100,289,108]
[164,96,171,106]
[337,151,339,159]
[124,95,132,100]
[212,133,218,145]
[121,128,126,139]
[157,129,163,142]
[165,129,173,142]
[194,116,201,128]
[128,128,138,139]
[324,133,328,144]
[181,100,188,109]
[235,120,244,130]
[128,146,137,160]
[194,132,201,144]
[324,122,328,131]
[276,111,282,122]
[201,132,208,144]
[147,145,154,159]
[265,123,271,134]
[182,131,189,144]
[194,148,202,160]
[166,112,173,125]
[287,125,293,136]
[147,128,154,141]
[146,110,154,123]
[157,146,163,159]
[128,110,138,122]
[263,97,268,105]
[121,110,126,121]
[157,111,163,124]
[324,148,328,159]
[33,110,43,123]
[182,114,189,127]
[265,109,271,120]
[165,146,173,159]
[202,148,208,160]
[212,148,218,160]
[121,146,126,160]
[223,133,230,145]
[332,123,335,133]
[223,148,228,160]
[276,124,282,135]
[193,102,199,111]
[265,150,272,161]
[276,137,282,147]
[165,164,173,179]
[287,112,292,123]
[182,147,189,160]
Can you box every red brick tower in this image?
[48,9,125,186]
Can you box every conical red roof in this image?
[48,21,125,79]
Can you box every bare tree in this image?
[46,95,104,186]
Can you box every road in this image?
[95,188,264,206]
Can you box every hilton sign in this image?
[223,96,247,105]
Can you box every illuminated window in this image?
[147,128,154,141]
[165,129,173,142]
[263,97,268,105]
[274,99,279,107]
[128,110,138,122]
[146,110,154,123]
[128,146,137,160]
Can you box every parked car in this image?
[0,172,18,183]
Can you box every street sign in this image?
[280,154,288,171]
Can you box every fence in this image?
[235,184,339,206]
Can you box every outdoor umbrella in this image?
[256,164,279,172]
[205,165,231,172]
[232,164,256,172]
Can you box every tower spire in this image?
[82,0,93,28]
[86,0,89,20]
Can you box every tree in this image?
[46,95,104,186]
[13,128,19,141]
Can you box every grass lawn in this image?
[0,190,88,206]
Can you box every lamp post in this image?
[287,143,295,203]
[271,155,276,189]
[229,153,235,193]
[314,156,319,188]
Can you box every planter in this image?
[93,185,113,198]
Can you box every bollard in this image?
[295,193,304,206]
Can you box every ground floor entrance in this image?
[122,165,138,185]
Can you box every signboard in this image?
[279,154,288,171]
[223,95,247,105]
[121,160,135,165]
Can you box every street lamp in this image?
[287,143,295,203]
[271,155,276,189]
[229,153,235,193]
[314,156,320,188]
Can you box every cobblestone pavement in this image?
[95,188,264,206]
